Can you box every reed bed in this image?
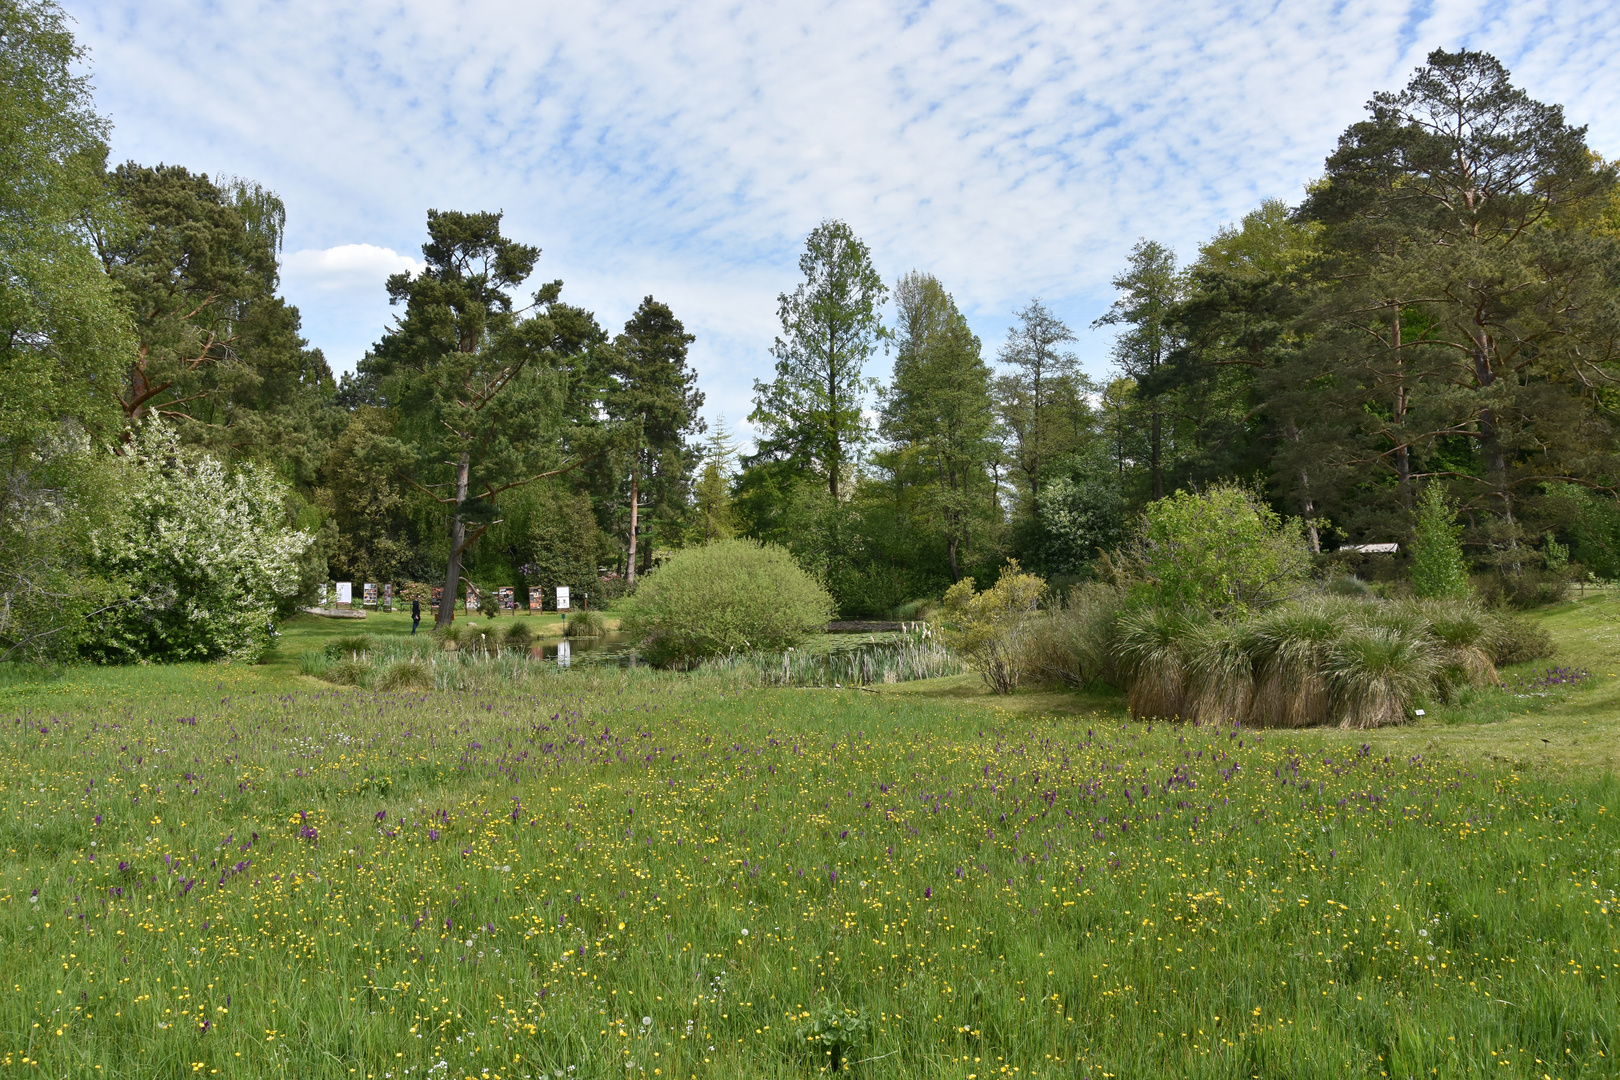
[707,625,966,687]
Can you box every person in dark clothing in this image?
[411,598,421,634]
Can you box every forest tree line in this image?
[5,0,1620,663]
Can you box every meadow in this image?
[0,605,1617,1078]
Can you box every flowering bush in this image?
[88,419,311,663]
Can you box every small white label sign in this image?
[556,586,571,610]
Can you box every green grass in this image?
[0,604,1617,1077]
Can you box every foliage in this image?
[1092,239,1181,499]
[0,427,125,664]
[797,1003,870,1072]
[750,220,886,500]
[602,296,703,582]
[934,561,1046,694]
[1030,468,1126,576]
[1022,582,1122,688]
[361,210,575,628]
[1409,484,1471,599]
[0,0,130,451]
[621,539,833,667]
[87,419,311,663]
[880,272,996,581]
[1117,484,1311,615]
[1485,613,1557,667]
[994,299,1087,509]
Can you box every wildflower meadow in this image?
[2,667,1616,1079]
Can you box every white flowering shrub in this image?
[89,420,311,663]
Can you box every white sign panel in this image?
[335,582,352,606]
[556,586,570,610]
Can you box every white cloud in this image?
[281,244,424,294]
[71,0,1620,444]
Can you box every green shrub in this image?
[323,634,378,660]
[1115,483,1311,615]
[433,623,471,651]
[1326,575,1372,597]
[934,562,1046,694]
[1486,613,1556,666]
[621,539,834,668]
[563,610,606,638]
[375,658,434,692]
[298,650,329,678]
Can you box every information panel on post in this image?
[556,586,571,611]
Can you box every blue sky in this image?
[73,0,1620,445]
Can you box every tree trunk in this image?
[1150,407,1163,501]
[626,460,640,587]
[1390,302,1412,507]
[436,451,471,629]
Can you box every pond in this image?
[531,632,635,667]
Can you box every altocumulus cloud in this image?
[74,0,1620,435]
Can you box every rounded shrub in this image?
[621,539,833,668]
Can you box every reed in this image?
[1180,619,1253,723]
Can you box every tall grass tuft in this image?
[1245,602,1341,728]
[374,658,435,692]
[1181,620,1252,722]
[1419,600,1498,701]
[1025,584,1122,688]
[1327,627,1437,729]
[323,634,378,660]
[564,610,607,638]
[1115,606,1189,719]
[500,620,534,651]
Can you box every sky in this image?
[72,0,1620,445]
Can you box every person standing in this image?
[411,597,421,635]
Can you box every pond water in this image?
[530,632,634,667]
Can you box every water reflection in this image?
[529,632,633,666]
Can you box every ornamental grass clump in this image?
[1420,601,1498,702]
[1180,619,1253,723]
[1245,602,1342,728]
[1114,606,1190,719]
[563,610,606,638]
[323,634,378,660]
[375,658,435,692]
[500,620,533,651]
[1327,627,1438,729]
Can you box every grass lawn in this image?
[0,601,1615,1077]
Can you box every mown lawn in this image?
[0,602,1616,1078]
